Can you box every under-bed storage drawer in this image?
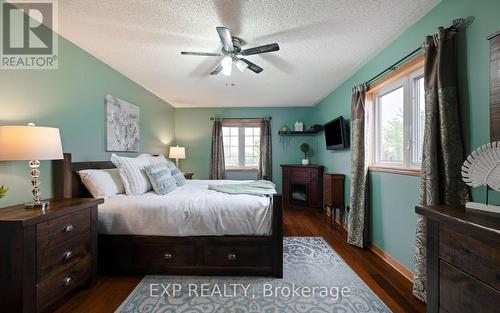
[203,244,272,267]
[134,244,197,267]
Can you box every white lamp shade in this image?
[169,146,185,159]
[0,125,64,161]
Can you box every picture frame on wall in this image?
[105,94,140,152]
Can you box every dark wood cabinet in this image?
[281,164,324,209]
[415,205,500,313]
[323,173,345,228]
[0,198,103,313]
[489,31,500,141]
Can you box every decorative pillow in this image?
[147,154,177,169]
[172,172,187,186]
[170,168,181,176]
[78,168,125,198]
[111,153,152,195]
[144,163,177,195]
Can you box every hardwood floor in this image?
[54,206,425,313]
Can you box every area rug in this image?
[116,237,391,313]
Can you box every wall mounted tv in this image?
[324,116,348,150]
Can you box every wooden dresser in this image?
[281,164,324,209]
[323,173,345,228]
[416,205,500,313]
[0,198,103,313]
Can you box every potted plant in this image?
[0,185,7,199]
[300,143,311,165]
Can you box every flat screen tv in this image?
[324,116,348,150]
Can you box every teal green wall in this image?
[0,33,175,207]
[313,0,500,270]
[174,107,318,192]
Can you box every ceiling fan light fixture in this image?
[235,59,248,72]
[221,56,233,76]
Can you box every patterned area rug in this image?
[116,237,391,312]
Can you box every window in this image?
[222,124,260,170]
[367,57,425,175]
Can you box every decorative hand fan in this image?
[461,141,500,214]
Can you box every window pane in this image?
[222,127,230,136]
[379,87,404,162]
[414,77,425,164]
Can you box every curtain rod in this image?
[210,117,271,120]
[364,17,473,86]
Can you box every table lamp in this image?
[169,145,185,168]
[0,124,63,209]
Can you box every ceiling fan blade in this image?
[210,64,223,75]
[240,58,263,73]
[242,43,280,56]
[216,26,234,53]
[181,51,222,56]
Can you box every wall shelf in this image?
[278,128,324,136]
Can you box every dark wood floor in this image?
[55,206,426,313]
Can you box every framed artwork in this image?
[105,94,140,152]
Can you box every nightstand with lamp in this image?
[169,145,194,179]
[0,124,102,312]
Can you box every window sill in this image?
[368,165,420,177]
[225,167,259,172]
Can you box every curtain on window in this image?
[412,27,469,302]
[347,84,368,248]
[210,118,225,179]
[258,119,272,181]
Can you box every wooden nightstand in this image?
[183,172,194,179]
[323,173,345,229]
[0,198,103,313]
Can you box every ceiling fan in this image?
[181,26,280,76]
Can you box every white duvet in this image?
[98,180,273,236]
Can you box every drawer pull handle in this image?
[62,250,73,261]
[63,277,72,287]
[63,224,74,232]
[164,252,173,260]
[227,253,237,261]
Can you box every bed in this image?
[53,153,283,278]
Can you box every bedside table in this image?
[183,172,194,179]
[0,198,103,313]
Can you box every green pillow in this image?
[144,164,177,195]
[172,172,187,186]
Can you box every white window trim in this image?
[368,67,424,171]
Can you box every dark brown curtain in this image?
[347,84,368,248]
[413,27,469,302]
[210,119,225,179]
[258,119,272,181]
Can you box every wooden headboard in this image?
[53,153,115,198]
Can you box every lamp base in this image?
[25,201,49,210]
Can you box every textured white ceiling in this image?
[53,0,439,108]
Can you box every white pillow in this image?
[78,168,125,198]
[111,153,153,195]
[149,154,176,168]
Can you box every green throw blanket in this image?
[208,180,277,197]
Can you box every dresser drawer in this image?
[439,260,500,313]
[37,232,91,280]
[37,210,91,249]
[439,226,500,290]
[36,256,91,311]
[203,244,272,267]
